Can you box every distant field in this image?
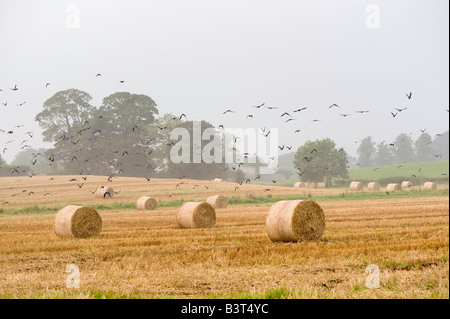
[0,175,448,299]
[348,160,449,182]
[262,160,449,187]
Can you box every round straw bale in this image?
[177,202,216,229]
[349,181,364,191]
[54,205,102,238]
[206,195,228,209]
[213,178,223,182]
[293,182,306,188]
[367,182,381,191]
[95,186,115,198]
[423,182,437,190]
[305,182,317,189]
[317,183,326,189]
[386,183,401,192]
[266,200,325,242]
[137,196,158,210]
[401,181,413,189]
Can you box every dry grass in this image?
[0,176,448,299]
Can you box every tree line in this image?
[356,133,449,168]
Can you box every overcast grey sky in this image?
[0,0,448,163]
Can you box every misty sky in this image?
[0,0,449,164]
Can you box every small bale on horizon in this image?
[386,183,402,192]
[423,182,438,190]
[95,186,115,199]
[368,182,381,191]
[294,182,306,189]
[401,181,413,190]
[349,181,364,191]
[317,183,326,189]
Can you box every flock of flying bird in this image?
[1,73,449,205]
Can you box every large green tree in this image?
[293,138,348,184]
[35,90,160,176]
[357,137,376,167]
[35,89,96,174]
[91,92,159,177]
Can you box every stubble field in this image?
[0,176,448,299]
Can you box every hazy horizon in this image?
[1,0,449,164]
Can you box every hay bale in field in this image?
[266,200,325,242]
[367,182,381,191]
[137,196,158,210]
[94,186,114,198]
[305,182,317,189]
[349,181,364,191]
[423,182,437,190]
[206,195,228,209]
[213,178,223,182]
[386,183,401,192]
[177,202,216,229]
[317,183,326,189]
[401,181,413,189]
[293,182,306,189]
[54,205,102,238]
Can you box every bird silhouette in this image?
[406,92,412,99]
[253,103,265,108]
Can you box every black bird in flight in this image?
[329,104,340,109]
[223,109,235,114]
[391,112,398,118]
[339,114,351,117]
[45,83,51,88]
[265,106,278,110]
[406,92,412,99]
[10,85,18,91]
[355,110,370,114]
[395,107,407,112]
[293,107,307,112]
[281,112,292,117]
[96,73,102,77]
[253,103,265,108]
